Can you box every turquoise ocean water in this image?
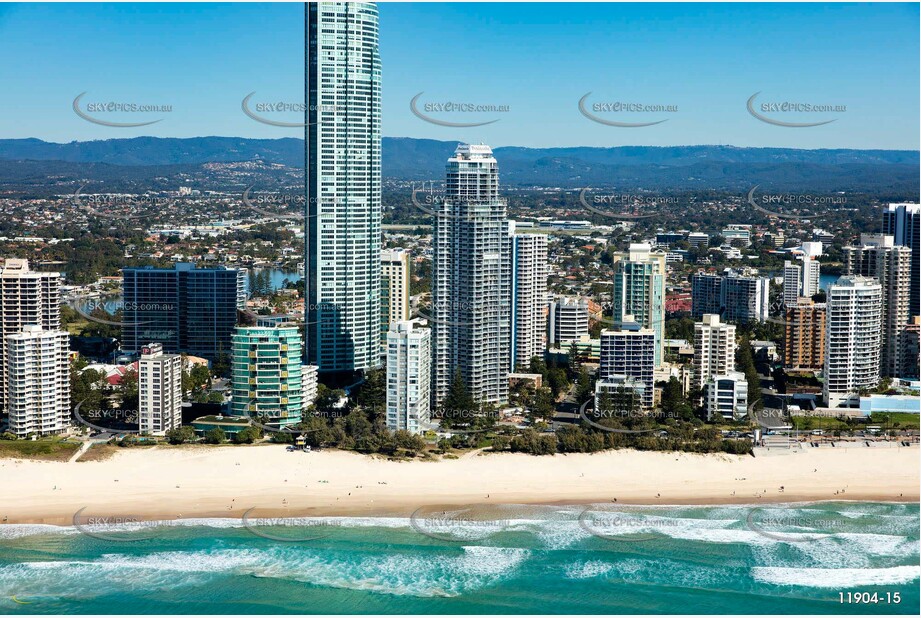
[0,502,917,615]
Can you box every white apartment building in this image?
[548,297,589,346]
[843,234,912,378]
[5,325,70,437]
[301,364,319,410]
[782,241,822,306]
[0,259,61,412]
[386,321,431,434]
[704,371,749,421]
[510,226,548,370]
[138,343,183,436]
[693,314,736,392]
[824,276,882,408]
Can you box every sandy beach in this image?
[1,443,918,525]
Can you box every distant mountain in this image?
[0,137,917,192]
[0,137,304,167]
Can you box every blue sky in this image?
[0,2,917,149]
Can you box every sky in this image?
[0,2,917,150]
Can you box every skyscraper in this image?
[612,243,666,366]
[691,269,769,324]
[509,225,548,370]
[824,276,882,408]
[231,325,305,428]
[782,242,822,305]
[138,343,183,437]
[431,144,511,406]
[5,325,70,438]
[548,297,589,346]
[122,263,246,360]
[843,234,912,378]
[599,317,656,409]
[381,249,410,330]
[690,273,722,318]
[782,299,826,371]
[0,259,61,414]
[386,320,431,434]
[720,271,769,324]
[693,314,736,392]
[306,1,382,379]
[882,203,920,316]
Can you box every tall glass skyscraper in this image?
[306,2,382,379]
[612,244,666,367]
[432,144,511,406]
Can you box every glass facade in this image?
[122,263,245,360]
[230,326,304,428]
[306,2,382,376]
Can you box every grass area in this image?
[871,413,920,430]
[790,416,853,431]
[76,443,121,462]
[0,437,80,461]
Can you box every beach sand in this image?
[1,443,917,525]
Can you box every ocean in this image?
[0,502,917,615]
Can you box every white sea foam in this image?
[752,565,921,587]
[0,545,532,600]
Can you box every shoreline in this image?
[2,444,918,525]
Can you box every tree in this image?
[119,368,139,412]
[204,428,226,444]
[490,435,510,451]
[354,367,386,410]
[165,426,196,445]
[298,415,334,447]
[574,367,593,402]
[567,341,583,377]
[660,377,694,421]
[315,384,345,411]
[344,408,373,440]
[439,369,477,429]
[393,430,425,454]
[233,427,262,444]
[735,334,762,409]
[529,387,556,423]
